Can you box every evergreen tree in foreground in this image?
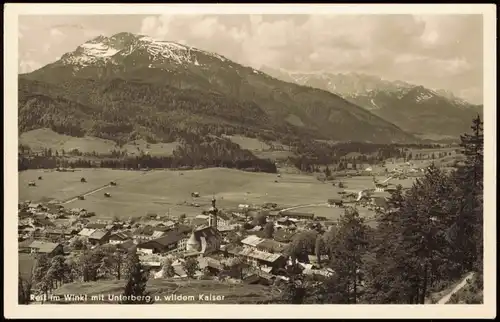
[121,251,153,304]
[452,114,484,271]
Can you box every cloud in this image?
[19,60,42,74]
[136,14,483,103]
[50,28,65,39]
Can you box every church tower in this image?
[208,197,218,229]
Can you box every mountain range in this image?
[259,67,483,141]
[19,32,419,154]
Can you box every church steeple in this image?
[208,196,218,229]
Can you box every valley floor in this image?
[19,168,415,220]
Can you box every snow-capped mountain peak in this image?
[59,32,228,69]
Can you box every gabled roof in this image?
[151,231,166,239]
[109,231,131,240]
[138,230,185,249]
[89,229,109,240]
[241,235,265,247]
[239,247,283,263]
[78,228,96,237]
[28,240,61,253]
[256,239,288,253]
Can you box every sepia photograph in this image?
[4,3,496,319]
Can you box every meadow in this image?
[18,167,418,220]
[51,279,281,304]
[19,128,179,156]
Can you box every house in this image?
[198,257,226,275]
[28,240,63,256]
[132,225,156,242]
[255,239,288,253]
[238,248,286,273]
[78,228,96,238]
[79,228,111,245]
[216,212,231,227]
[109,231,132,244]
[45,228,78,239]
[327,198,343,207]
[136,231,186,255]
[241,235,265,248]
[28,214,53,227]
[28,203,44,210]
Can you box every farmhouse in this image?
[136,231,186,255]
[216,212,231,227]
[132,225,156,241]
[328,198,344,207]
[255,239,288,253]
[28,203,43,210]
[238,248,286,273]
[88,230,111,245]
[28,240,63,256]
[45,228,78,239]
[109,231,132,244]
[241,235,265,248]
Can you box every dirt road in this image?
[437,272,475,304]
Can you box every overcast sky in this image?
[18,14,484,104]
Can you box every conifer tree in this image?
[451,115,484,271]
[328,207,369,304]
[121,251,152,304]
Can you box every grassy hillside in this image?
[20,128,179,156]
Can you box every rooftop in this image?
[109,231,132,240]
[89,229,109,240]
[78,228,96,237]
[239,247,283,263]
[241,235,265,247]
[28,240,61,253]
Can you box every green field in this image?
[19,168,418,220]
[19,168,143,203]
[19,128,179,156]
[51,279,280,304]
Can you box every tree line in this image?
[279,115,483,304]
[18,137,278,173]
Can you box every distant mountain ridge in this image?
[19,32,417,148]
[260,66,483,140]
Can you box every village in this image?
[18,160,430,297]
